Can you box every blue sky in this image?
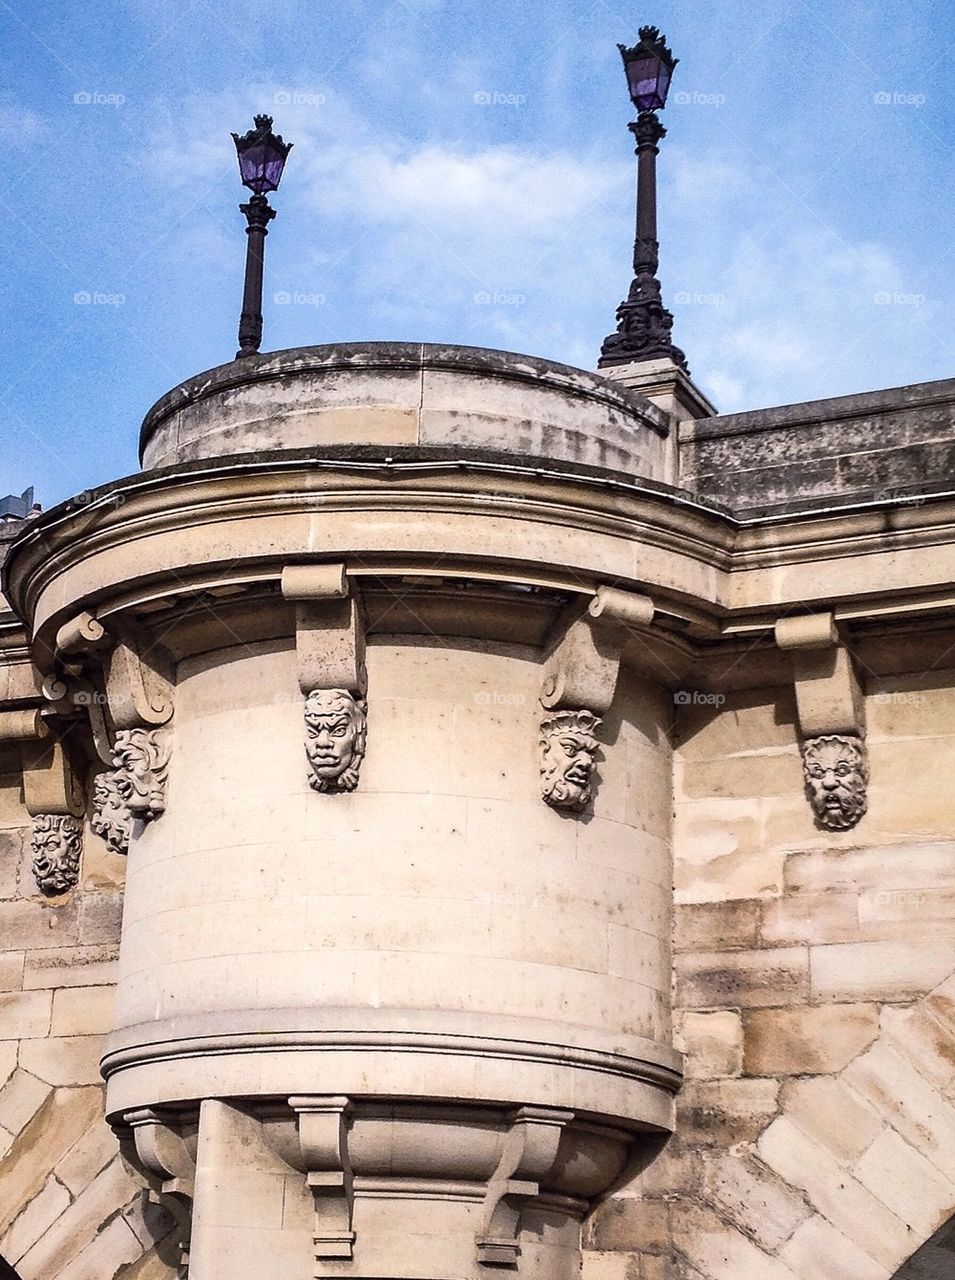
[2,0,954,506]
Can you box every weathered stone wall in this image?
[680,376,955,514]
[584,675,955,1280]
[0,733,177,1277]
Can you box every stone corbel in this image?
[122,1108,195,1280]
[282,566,368,793]
[775,613,868,830]
[0,710,86,894]
[538,589,653,811]
[289,1095,356,1268]
[476,1106,572,1267]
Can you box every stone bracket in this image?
[0,708,85,817]
[775,612,864,738]
[123,1108,195,1278]
[541,588,653,714]
[50,612,173,756]
[290,1094,356,1266]
[281,564,367,696]
[476,1106,572,1268]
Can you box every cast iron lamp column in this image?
[599,26,687,372]
[231,114,293,359]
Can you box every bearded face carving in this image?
[91,770,133,856]
[539,709,601,812]
[91,728,171,856]
[304,689,367,792]
[31,814,84,895]
[802,734,868,830]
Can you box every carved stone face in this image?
[803,734,868,830]
[111,728,170,820]
[304,689,367,792]
[31,814,83,895]
[539,709,601,812]
[91,771,133,856]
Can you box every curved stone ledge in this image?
[138,342,671,477]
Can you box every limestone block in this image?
[742,1005,879,1076]
[674,800,786,903]
[0,1173,71,1265]
[702,1153,811,1252]
[0,1069,52,1136]
[759,891,859,946]
[0,950,24,991]
[671,1204,801,1280]
[0,899,79,951]
[844,1042,955,1183]
[77,891,124,945]
[778,1077,883,1165]
[811,940,955,1002]
[19,1035,104,1087]
[22,944,118,990]
[47,1214,142,1280]
[0,990,51,1039]
[778,1216,885,1280]
[51,984,116,1037]
[673,690,796,760]
[880,1004,955,1093]
[0,1042,16,1090]
[55,1115,120,1194]
[17,1155,139,1280]
[676,749,801,802]
[786,842,955,895]
[0,1086,104,1236]
[757,1116,916,1269]
[678,1078,779,1148]
[853,1128,954,1239]
[674,901,760,952]
[675,947,809,1010]
[580,1249,642,1280]
[673,1011,742,1080]
[586,1197,670,1252]
[0,829,20,898]
[857,883,955,943]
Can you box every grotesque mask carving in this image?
[91,728,171,856]
[31,814,84,895]
[539,709,601,812]
[304,689,367,792]
[91,770,133,856]
[802,733,868,830]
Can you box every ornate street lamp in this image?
[599,27,687,372]
[231,114,293,359]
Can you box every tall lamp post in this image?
[599,27,687,372]
[231,114,293,359]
